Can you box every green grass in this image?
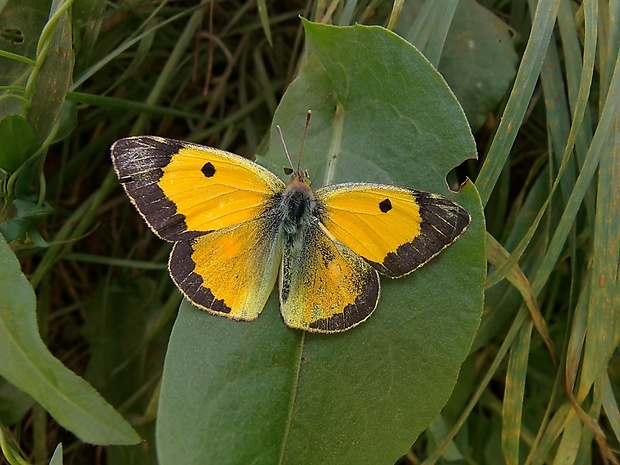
[1,1,619,464]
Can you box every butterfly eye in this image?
[202,162,216,178]
[378,198,392,213]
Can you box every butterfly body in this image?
[111,136,470,333]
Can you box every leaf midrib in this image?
[322,102,346,186]
[277,330,306,464]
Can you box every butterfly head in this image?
[284,166,311,187]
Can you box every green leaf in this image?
[26,0,75,142]
[157,21,485,464]
[438,0,518,132]
[0,375,34,425]
[0,199,53,248]
[0,114,40,173]
[49,443,63,465]
[0,0,48,119]
[0,233,141,445]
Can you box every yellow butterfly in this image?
[111,128,470,333]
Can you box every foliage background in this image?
[0,0,619,464]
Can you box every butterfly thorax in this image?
[280,176,320,237]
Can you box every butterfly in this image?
[111,124,470,333]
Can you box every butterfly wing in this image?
[316,183,470,277]
[170,215,282,321]
[279,221,380,333]
[111,136,286,241]
[111,136,286,320]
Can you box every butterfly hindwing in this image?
[111,136,285,241]
[317,183,470,277]
[170,212,283,321]
[279,220,380,333]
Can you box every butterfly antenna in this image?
[297,110,312,173]
[277,124,295,173]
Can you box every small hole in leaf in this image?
[446,157,476,193]
[1,28,24,44]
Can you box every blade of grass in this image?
[49,443,63,465]
[337,0,358,26]
[0,427,30,465]
[530,18,620,298]
[601,373,620,445]
[551,413,582,464]
[65,92,209,120]
[421,307,528,464]
[257,0,273,46]
[386,0,405,31]
[487,233,556,362]
[476,0,561,206]
[399,0,458,67]
[486,0,597,290]
[527,403,572,465]
[502,319,533,465]
[425,414,464,461]
[30,171,118,288]
[577,113,620,399]
[132,3,208,133]
[71,4,204,90]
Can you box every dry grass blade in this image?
[487,234,557,362]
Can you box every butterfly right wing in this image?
[317,183,470,278]
[279,221,380,333]
[111,136,285,241]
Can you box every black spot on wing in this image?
[202,162,216,178]
[169,241,232,314]
[379,198,392,213]
[111,137,196,241]
[370,192,470,278]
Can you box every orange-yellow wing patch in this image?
[317,183,470,277]
[279,222,379,333]
[170,215,282,321]
[111,136,285,241]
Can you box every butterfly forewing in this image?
[111,136,285,241]
[317,183,470,277]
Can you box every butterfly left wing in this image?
[279,221,380,333]
[170,215,282,321]
[316,183,470,277]
[111,136,287,321]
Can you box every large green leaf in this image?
[157,21,485,464]
[0,233,141,445]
